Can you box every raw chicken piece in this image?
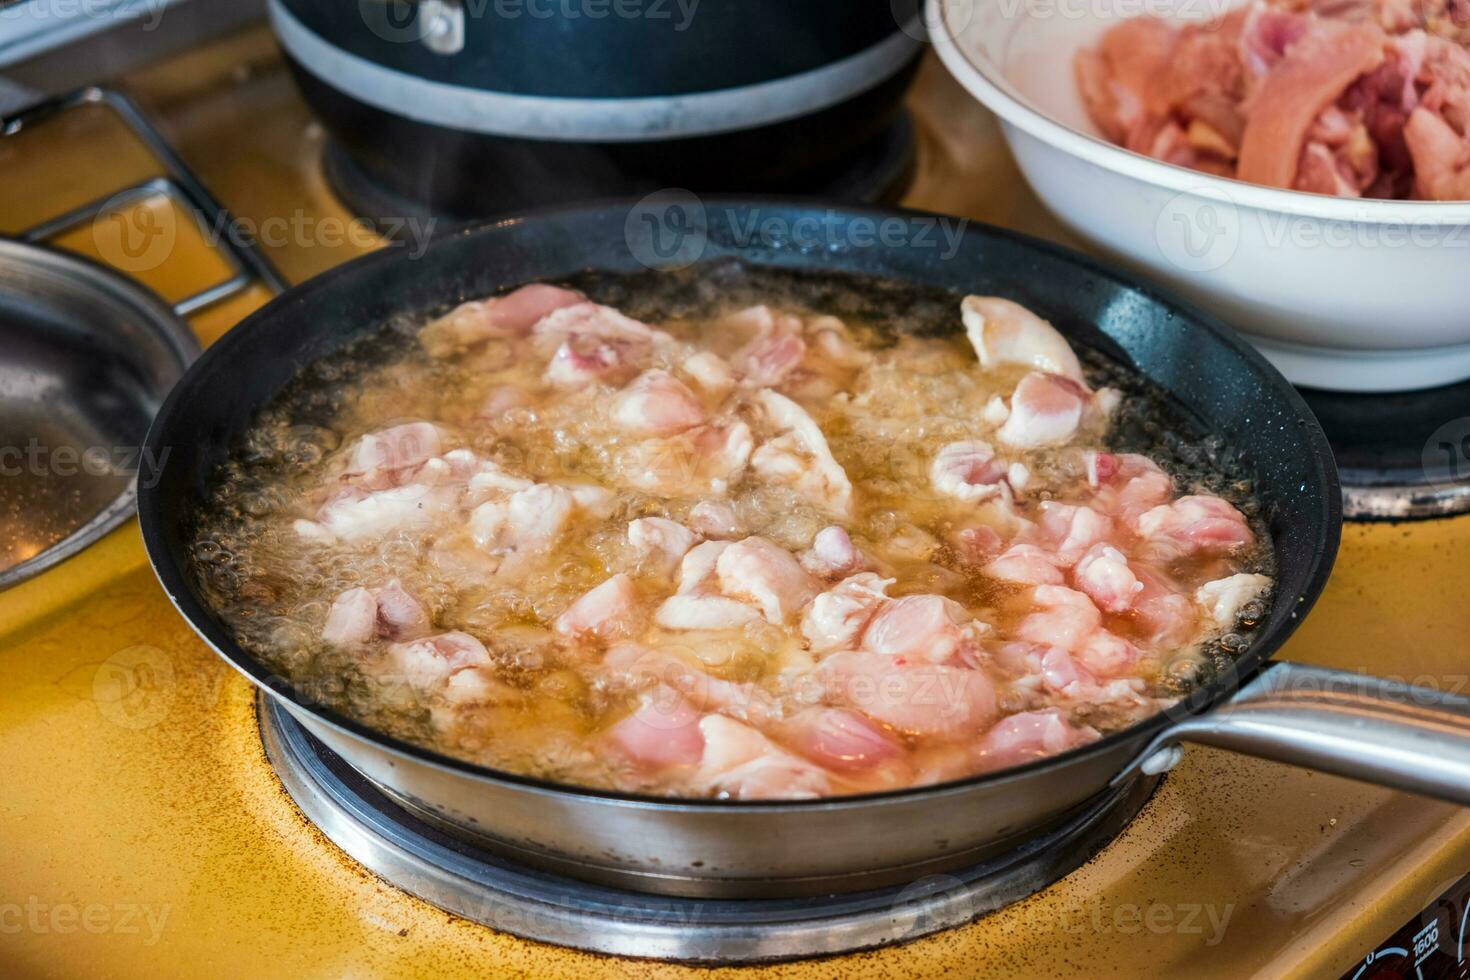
[977,709,1100,770]
[997,373,1087,449]
[1076,1,1470,200]
[603,644,776,724]
[1196,572,1272,629]
[1077,629,1143,677]
[325,580,432,646]
[1088,453,1176,527]
[782,316,872,403]
[675,540,732,594]
[423,284,584,352]
[961,296,1084,381]
[1405,105,1470,198]
[346,423,444,488]
[805,315,873,369]
[1037,647,1151,708]
[628,517,699,576]
[781,707,909,779]
[471,484,577,554]
[1084,450,1119,488]
[682,351,735,393]
[1034,502,1115,565]
[544,335,642,388]
[1073,544,1143,613]
[656,594,763,631]
[613,371,707,436]
[1075,16,1181,146]
[688,500,742,539]
[1040,647,1099,697]
[862,595,989,665]
[602,688,707,770]
[1017,586,1103,652]
[750,390,854,516]
[658,541,765,630]
[800,572,893,654]
[1130,564,1205,649]
[727,306,808,388]
[536,302,666,388]
[321,588,378,647]
[555,574,640,641]
[984,544,1066,586]
[799,526,866,579]
[951,523,1005,564]
[564,484,616,519]
[438,665,520,707]
[300,483,452,543]
[930,440,1010,502]
[532,301,662,347]
[1241,3,1312,79]
[1137,495,1255,559]
[385,632,490,690]
[1238,22,1387,188]
[695,715,832,800]
[814,651,999,738]
[716,536,820,625]
[411,449,511,490]
[625,420,754,497]
[467,461,536,497]
[738,334,807,389]
[371,581,432,640]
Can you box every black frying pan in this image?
[137,201,1470,900]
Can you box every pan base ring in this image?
[260,695,1158,963]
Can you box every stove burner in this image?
[1301,381,1470,520]
[321,112,918,242]
[260,696,1156,963]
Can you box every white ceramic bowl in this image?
[928,0,1470,392]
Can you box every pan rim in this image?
[138,196,1342,813]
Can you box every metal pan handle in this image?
[1121,661,1470,806]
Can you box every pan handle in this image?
[1119,661,1470,806]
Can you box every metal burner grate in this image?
[260,695,1158,964]
[2,86,288,315]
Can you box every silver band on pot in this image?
[267,0,923,142]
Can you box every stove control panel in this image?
[1340,872,1470,980]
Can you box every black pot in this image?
[268,0,924,219]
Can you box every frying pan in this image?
[138,201,1470,899]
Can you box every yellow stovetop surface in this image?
[2,26,1469,980]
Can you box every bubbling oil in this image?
[189,262,1273,794]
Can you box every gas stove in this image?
[2,20,1470,980]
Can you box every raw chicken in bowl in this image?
[929,0,1470,391]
